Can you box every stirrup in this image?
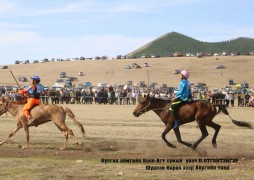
[27,118,35,125]
[173,120,180,129]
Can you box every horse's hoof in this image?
[22,146,28,149]
[169,144,176,148]
[212,143,217,148]
[191,145,197,150]
[60,147,66,151]
[79,142,84,149]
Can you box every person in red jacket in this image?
[23,76,42,124]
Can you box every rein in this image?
[152,105,170,111]
[138,99,170,114]
[138,101,151,114]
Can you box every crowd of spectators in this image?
[1,86,254,107]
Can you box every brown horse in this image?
[0,97,85,150]
[133,95,252,150]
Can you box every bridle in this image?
[137,99,170,115]
[137,100,151,115]
[0,100,9,115]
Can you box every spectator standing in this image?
[237,94,241,107]
[126,90,131,105]
[131,90,137,105]
[119,90,124,105]
[225,93,230,107]
[229,93,235,107]
[245,93,250,107]
[75,90,81,104]
[114,90,119,104]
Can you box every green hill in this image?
[128,32,254,57]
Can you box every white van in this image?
[78,72,84,76]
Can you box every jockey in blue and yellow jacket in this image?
[169,70,191,129]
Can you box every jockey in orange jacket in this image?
[22,76,42,124]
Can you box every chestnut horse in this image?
[133,95,252,150]
[0,97,85,150]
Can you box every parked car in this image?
[224,86,232,91]
[97,82,107,88]
[23,60,30,64]
[128,55,137,59]
[173,88,179,94]
[228,79,234,85]
[212,88,221,94]
[44,86,49,91]
[236,83,249,89]
[80,56,86,60]
[141,54,147,59]
[196,52,204,58]
[215,65,225,69]
[116,55,121,59]
[2,65,8,69]
[124,65,131,69]
[78,72,84,76]
[18,76,27,82]
[150,54,160,58]
[173,52,183,57]
[67,77,77,81]
[143,63,149,67]
[242,82,249,88]
[173,69,180,74]
[59,72,66,78]
[132,63,141,69]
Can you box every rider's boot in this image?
[169,110,180,129]
[26,114,35,125]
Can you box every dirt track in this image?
[0,104,253,179]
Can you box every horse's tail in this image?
[63,106,85,136]
[214,104,253,129]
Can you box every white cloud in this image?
[74,34,152,56]
[189,25,254,42]
[0,31,39,44]
[0,0,206,17]
[0,32,152,63]
[0,1,17,13]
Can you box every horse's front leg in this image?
[191,125,209,150]
[173,128,192,147]
[162,124,176,148]
[22,125,30,149]
[0,125,22,145]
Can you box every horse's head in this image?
[0,97,9,115]
[133,94,153,117]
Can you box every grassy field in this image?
[0,56,253,179]
[0,104,253,179]
[1,56,254,90]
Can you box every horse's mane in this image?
[9,101,27,105]
[151,97,171,102]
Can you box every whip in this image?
[10,69,20,87]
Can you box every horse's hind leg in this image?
[162,124,176,148]
[173,128,192,147]
[0,125,22,145]
[192,125,209,150]
[54,123,80,150]
[206,121,221,148]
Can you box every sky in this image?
[0,0,253,65]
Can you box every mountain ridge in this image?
[128,32,254,57]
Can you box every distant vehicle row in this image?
[12,51,254,64]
